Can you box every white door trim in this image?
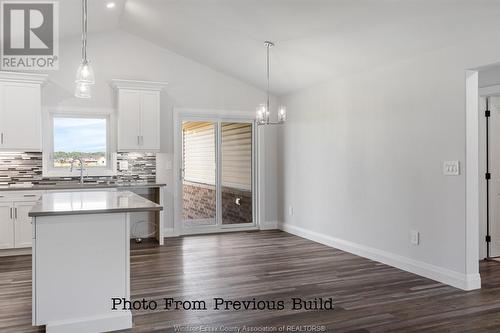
[465,70,481,290]
[173,108,264,236]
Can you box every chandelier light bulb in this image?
[278,106,287,123]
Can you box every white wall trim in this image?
[479,84,500,97]
[0,71,48,85]
[260,220,278,230]
[465,70,481,284]
[110,79,167,91]
[280,223,481,291]
[164,227,177,238]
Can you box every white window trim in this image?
[42,107,117,177]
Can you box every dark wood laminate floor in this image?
[2,230,500,333]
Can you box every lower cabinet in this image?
[14,201,37,248]
[0,203,14,249]
[0,199,38,250]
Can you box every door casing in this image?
[173,109,261,236]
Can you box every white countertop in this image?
[29,190,163,217]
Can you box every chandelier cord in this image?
[266,43,270,123]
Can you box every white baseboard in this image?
[164,227,178,238]
[279,223,481,291]
[260,220,279,230]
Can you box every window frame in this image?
[42,107,117,177]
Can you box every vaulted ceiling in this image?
[61,0,500,95]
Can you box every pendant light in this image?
[75,0,95,98]
[256,41,286,125]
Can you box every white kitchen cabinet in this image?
[0,191,42,251]
[0,72,47,151]
[14,201,37,248]
[111,79,166,152]
[0,202,14,249]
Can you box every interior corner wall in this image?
[277,34,500,288]
[40,29,278,233]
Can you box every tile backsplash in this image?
[0,152,156,186]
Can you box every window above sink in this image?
[42,107,117,177]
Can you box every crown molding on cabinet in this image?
[110,79,168,91]
[0,71,48,85]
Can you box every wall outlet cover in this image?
[118,160,129,171]
[443,161,460,176]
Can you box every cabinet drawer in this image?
[0,191,43,202]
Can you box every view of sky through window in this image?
[53,117,107,168]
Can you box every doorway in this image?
[179,119,256,234]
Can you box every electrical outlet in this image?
[411,230,420,245]
[443,161,460,176]
[288,205,294,216]
[118,160,129,171]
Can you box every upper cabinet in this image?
[0,72,47,152]
[111,79,166,152]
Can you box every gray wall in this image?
[277,34,500,284]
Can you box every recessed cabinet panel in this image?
[140,91,160,151]
[14,201,36,248]
[117,89,142,151]
[0,73,46,151]
[0,203,14,249]
[0,78,44,151]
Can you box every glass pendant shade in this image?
[75,81,91,99]
[256,104,266,124]
[75,60,95,84]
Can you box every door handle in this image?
[1,133,3,144]
[137,135,140,145]
[15,207,17,219]
[9,207,12,219]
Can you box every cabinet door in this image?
[0,83,41,151]
[14,201,36,248]
[117,89,141,151]
[0,203,14,249]
[140,91,160,151]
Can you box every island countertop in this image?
[28,190,163,217]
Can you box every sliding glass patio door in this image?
[181,120,255,233]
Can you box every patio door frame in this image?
[173,108,260,236]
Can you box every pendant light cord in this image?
[81,0,87,62]
[266,43,270,123]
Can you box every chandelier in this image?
[256,41,286,125]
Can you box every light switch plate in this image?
[411,230,419,245]
[443,161,460,176]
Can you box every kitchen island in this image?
[28,190,163,333]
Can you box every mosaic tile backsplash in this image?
[0,152,156,186]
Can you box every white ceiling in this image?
[63,0,500,95]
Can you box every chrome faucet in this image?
[70,157,86,184]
